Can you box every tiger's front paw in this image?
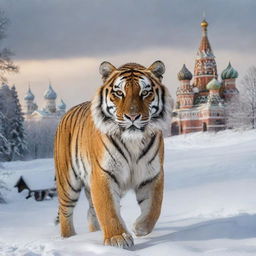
[133,221,153,237]
[104,233,134,249]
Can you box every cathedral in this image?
[171,19,239,135]
[23,84,66,121]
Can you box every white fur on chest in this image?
[102,132,162,190]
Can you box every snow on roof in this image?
[31,110,49,117]
[16,169,55,191]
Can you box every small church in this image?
[23,84,66,121]
[171,19,239,135]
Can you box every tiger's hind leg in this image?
[133,169,164,237]
[57,172,82,238]
[84,186,100,232]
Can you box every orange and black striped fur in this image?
[54,61,173,248]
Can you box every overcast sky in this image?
[1,0,256,108]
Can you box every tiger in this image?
[54,60,173,249]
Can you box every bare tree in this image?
[0,11,18,203]
[0,10,18,82]
[240,66,256,129]
[226,94,251,129]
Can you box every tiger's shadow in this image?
[132,214,256,250]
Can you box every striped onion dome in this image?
[177,64,193,81]
[44,84,57,100]
[221,62,238,80]
[206,78,221,90]
[24,87,35,101]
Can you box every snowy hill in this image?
[1,130,256,256]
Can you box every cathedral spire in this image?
[198,18,213,57]
[194,18,217,92]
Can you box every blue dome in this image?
[24,88,35,101]
[58,99,66,110]
[44,85,57,100]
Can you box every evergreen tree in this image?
[0,84,11,161]
[0,84,26,161]
[0,111,10,160]
[8,85,26,160]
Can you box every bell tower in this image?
[194,19,217,93]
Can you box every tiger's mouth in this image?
[115,116,150,132]
[118,123,147,132]
[127,124,145,132]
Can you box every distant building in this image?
[23,84,66,121]
[171,19,239,135]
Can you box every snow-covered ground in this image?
[1,130,256,256]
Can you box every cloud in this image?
[1,0,256,60]
[2,0,255,111]
[8,46,256,110]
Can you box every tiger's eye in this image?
[141,90,149,96]
[116,90,123,96]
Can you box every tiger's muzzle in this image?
[117,113,149,131]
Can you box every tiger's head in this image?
[91,61,173,139]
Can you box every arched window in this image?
[171,122,179,136]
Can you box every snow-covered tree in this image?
[0,84,26,161]
[225,94,251,129]
[240,66,256,129]
[0,173,7,204]
[0,112,11,160]
[0,84,12,161]
[8,86,27,160]
[226,66,256,130]
[0,11,18,203]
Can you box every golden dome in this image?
[201,19,208,28]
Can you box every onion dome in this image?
[44,84,57,100]
[177,64,193,81]
[58,99,66,110]
[221,62,238,80]
[24,87,35,101]
[206,78,221,90]
[201,19,208,28]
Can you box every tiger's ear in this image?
[148,60,165,81]
[99,61,116,81]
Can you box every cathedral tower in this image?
[221,62,239,101]
[44,84,57,113]
[24,87,38,116]
[194,19,217,93]
[176,64,194,109]
[57,99,66,115]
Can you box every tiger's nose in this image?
[124,113,141,121]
